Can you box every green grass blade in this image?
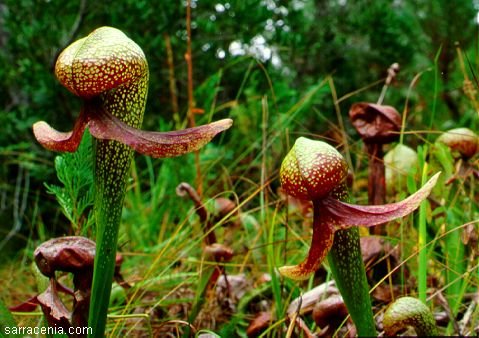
[417,146,429,303]
[427,45,443,137]
[445,209,466,313]
[182,266,216,338]
[267,213,284,319]
[0,298,17,337]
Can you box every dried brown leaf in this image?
[34,236,96,277]
[349,103,401,144]
[246,311,272,337]
[37,280,71,330]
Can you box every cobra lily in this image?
[435,128,478,318]
[349,102,402,235]
[279,137,438,335]
[33,28,232,156]
[437,127,479,160]
[383,297,438,336]
[32,26,232,337]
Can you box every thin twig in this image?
[164,33,180,125]
[455,43,479,116]
[176,182,216,245]
[399,68,431,145]
[185,0,203,197]
[328,76,353,169]
[52,0,87,69]
[185,0,195,128]
[377,63,400,105]
[0,167,29,250]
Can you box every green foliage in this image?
[44,132,94,235]
[0,298,16,337]
[2,0,479,336]
[430,141,478,334]
[416,145,430,304]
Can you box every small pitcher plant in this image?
[383,296,438,336]
[279,137,439,335]
[33,27,232,336]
